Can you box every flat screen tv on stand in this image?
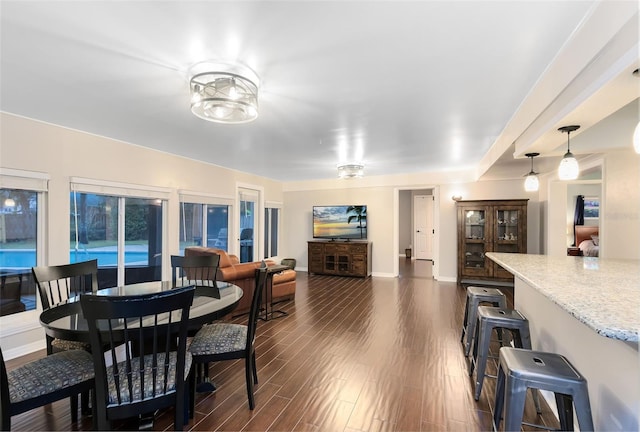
[312,205,367,240]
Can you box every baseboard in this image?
[3,340,45,360]
[460,279,514,288]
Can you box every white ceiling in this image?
[1,1,638,182]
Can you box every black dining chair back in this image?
[31,259,99,416]
[0,345,95,431]
[32,259,99,311]
[171,254,220,288]
[80,285,195,431]
[188,265,268,412]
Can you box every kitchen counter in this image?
[486,252,639,341]
[486,252,639,431]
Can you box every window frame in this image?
[0,169,49,331]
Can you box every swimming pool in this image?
[0,249,149,269]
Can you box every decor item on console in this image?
[184,247,295,315]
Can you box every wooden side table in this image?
[567,247,583,256]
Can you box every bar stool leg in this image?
[460,295,470,344]
[504,375,528,432]
[572,386,595,431]
[493,363,506,431]
[555,393,574,431]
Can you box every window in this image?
[0,188,39,316]
[264,206,280,259]
[179,197,231,254]
[70,177,170,288]
[70,192,164,288]
[179,203,231,253]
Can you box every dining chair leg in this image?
[69,393,79,422]
[246,356,255,410]
[252,352,258,384]
[189,368,196,419]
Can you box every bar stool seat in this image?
[469,306,537,405]
[494,347,594,432]
[460,286,506,357]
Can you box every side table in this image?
[261,264,290,321]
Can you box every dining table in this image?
[39,279,243,345]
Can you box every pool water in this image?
[0,249,149,268]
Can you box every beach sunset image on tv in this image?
[313,205,367,239]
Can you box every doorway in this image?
[414,194,433,260]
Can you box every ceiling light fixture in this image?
[558,125,580,180]
[337,163,364,179]
[523,152,540,192]
[3,198,16,207]
[633,69,640,154]
[189,62,259,124]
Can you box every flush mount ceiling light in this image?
[189,61,259,124]
[337,163,364,179]
[523,152,540,192]
[558,125,580,180]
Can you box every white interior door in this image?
[414,195,433,260]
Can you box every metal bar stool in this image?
[469,306,538,409]
[494,347,594,432]
[460,286,506,357]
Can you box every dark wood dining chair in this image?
[31,259,99,415]
[0,345,95,430]
[80,285,195,431]
[188,266,268,413]
[171,254,221,390]
[170,254,220,288]
[32,259,98,353]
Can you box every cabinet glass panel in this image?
[464,210,486,240]
[464,209,486,269]
[495,209,519,253]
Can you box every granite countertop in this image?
[486,252,640,342]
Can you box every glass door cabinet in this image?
[456,200,528,284]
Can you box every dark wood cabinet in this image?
[308,241,372,277]
[456,199,528,285]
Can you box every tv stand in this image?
[308,240,372,277]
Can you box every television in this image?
[313,205,367,240]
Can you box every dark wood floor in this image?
[6,259,560,431]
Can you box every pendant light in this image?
[523,152,540,192]
[558,125,580,180]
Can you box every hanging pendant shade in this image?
[558,125,580,180]
[523,152,540,192]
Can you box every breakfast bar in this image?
[486,252,639,431]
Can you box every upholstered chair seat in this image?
[106,352,193,405]
[51,339,92,352]
[189,323,248,355]
[7,350,94,405]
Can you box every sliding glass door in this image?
[70,192,163,288]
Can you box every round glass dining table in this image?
[39,280,244,344]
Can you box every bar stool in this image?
[494,347,594,432]
[469,306,537,406]
[460,286,506,357]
